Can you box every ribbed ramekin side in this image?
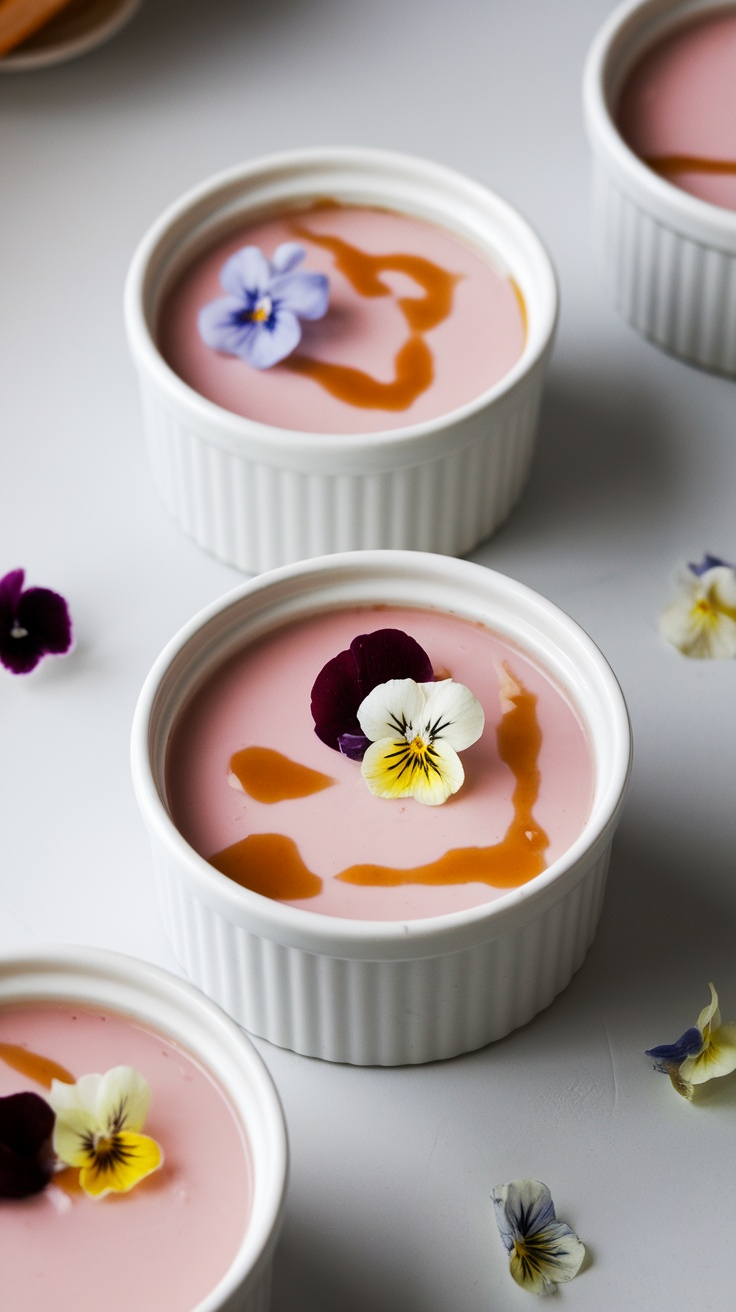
[149,842,611,1066]
[592,160,736,374]
[134,368,545,572]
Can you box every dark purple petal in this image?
[337,732,371,761]
[311,648,363,751]
[0,575,72,675]
[311,628,434,756]
[689,554,734,577]
[350,629,434,699]
[0,1092,56,1198]
[645,1026,703,1071]
[0,569,25,615]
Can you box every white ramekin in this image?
[584,0,736,374]
[131,551,632,1067]
[124,147,558,572]
[0,945,288,1312]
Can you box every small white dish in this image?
[0,944,288,1312]
[584,0,736,374]
[124,147,558,572]
[131,551,632,1066]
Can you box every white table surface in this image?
[2,1,735,1307]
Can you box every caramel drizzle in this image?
[645,154,736,178]
[209,669,549,898]
[284,215,461,411]
[0,1042,74,1088]
[230,745,335,803]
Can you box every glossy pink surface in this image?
[618,8,736,210]
[166,606,595,920]
[158,204,525,433]
[0,1003,252,1312]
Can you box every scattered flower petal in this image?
[492,1179,585,1296]
[646,983,736,1098]
[0,1091,56,1198]
[659,556,736,658]
[358,677,484,805]
[49,1066,162,1198]
[311,628,434,759]
[0,569,72,675]
[198,242,329,369]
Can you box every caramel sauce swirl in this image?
[230,745,335,803]
[0,1042,74,1088]
[645,154,736,178]
[284,213,461,411]
[209,670,548,900]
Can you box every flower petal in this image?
[79,1131,162,1198]
[95,1066,151,1134]
[509,1221,586,1295]
[358,678,427,743]
[646,1026,704,1068]
[419,679,485,751]
[219,245,271,300]
[52,1104,97,1169]
[247,309,303,370]
[271,270,329,321]
[0,1092,56,1198]
[660,566,736,658]
[197,296,257,357]
[695,982,721,1037]
[361,734,463,805]
[311,630,434,755]
[682,1022,736,1086]
[350,629,433,700]
[270,242,305,275]
[492,1181,585,1297]
[0,572,72,675]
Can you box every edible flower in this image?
[48,1066,163,1198]
[358,677,484,806]
[0,1091,56,1198]
[659,554,736,658]
[311,628,434,761]
[0,569,72,675]
[491,1179,585,1296]
[198,242,329,369]
[646,983,736,1100]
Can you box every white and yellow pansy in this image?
[646,983,736,1099]
[48,1066,163,1198]
[659,555,736,658]
[491,1178,585,1296]
[357,677,484,806]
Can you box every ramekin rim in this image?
[123,145,559,457]
[131,551,632,956]
[583,0,736,248]
[0,943,288,1312]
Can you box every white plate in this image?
[0,0,140,72]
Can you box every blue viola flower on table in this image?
[198,242,329,370]
[0,569,72,675]
[646,983,736,1099]
[659,554,736,658]
[491,1178,585,1296]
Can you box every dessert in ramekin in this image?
[124,148,558,572]
[131,551,631,1066]
[0,946,287,1312]
[584,0,736,373]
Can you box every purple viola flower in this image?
[0,569,72,675]
[311,628,434,761]
[198,242,329,370]
[0,1091,56,1198]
